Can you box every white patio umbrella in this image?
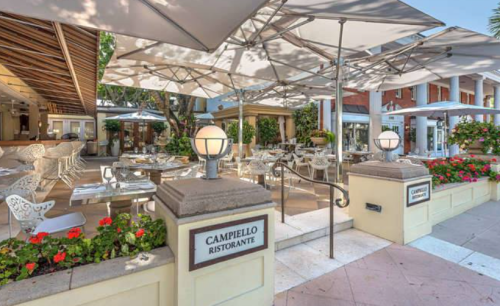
[105,110,167,148]
[0,0,269,51]
[111,0,443,183]
[385,101,500,157]
[343,27,500,91]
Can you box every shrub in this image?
[292,103,318,146]
[257,118,279,146]
[226,121,255,145]
[151,122,167,134]
[165,133,195,158]
[424,156,500,188]
[448,120,500,155]
[103,119,121,145]
[0,214,166,286]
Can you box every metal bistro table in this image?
[70,180,156,218]
[121,162,191,185]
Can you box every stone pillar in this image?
[317,100,323,129]
[28,103,39,139]
[495,85,500,126]
[285,117,295,140]
[369,91,382,153]
[246,115,257,148]
[40,111,49,139]
[449,76,460,157]
[416,83,428,156]
[474,76,485,122]
[348,162,432,244]
[154,178,275,306]
[322,100,332,132]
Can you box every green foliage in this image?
[311,129,335,144]
[103,120,121,133]
[292,103,318,145]
[226,121,256,145]
[489,4,500,39]
[166,133,195,157]
[425,157,499,188]
[448,120,500,155]
[0,214,166,286]
[257,118,279,146]
[151,122,167,134]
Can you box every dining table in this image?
[118,155,192,185]
[70,180,157,217]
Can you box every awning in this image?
[0,0,269,52]
[385,101,500,118]
[105,110,167,122]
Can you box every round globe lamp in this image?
[192,126,232,179]
[374,131,401,162]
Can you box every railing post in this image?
[330,185,334,259]
[281,163,285,223]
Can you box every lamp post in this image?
[191,126,232,179]
[374,131,401,162]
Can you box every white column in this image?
[416,84,428,156]
[449,76,460,157]
[317,100,322,129]
[369,91,382,152]
[495,85,500,126]
[323,100,332,131]
[474,76,485,122]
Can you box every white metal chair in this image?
[162,165,200,181]
[293,153,310,177]
[6,194,86,237]
[0,173,41,238]
[244,160,270,188]
[309,156,331,182]
[17,144,45,166]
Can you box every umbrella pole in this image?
[444,113,448,158]
[334,19,346,185]
[238,90,244,159]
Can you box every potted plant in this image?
[310,129,335,147]
[104,119,121,156]
[257,117,279,147]
[448,120,500,155]
[227,121,256,157]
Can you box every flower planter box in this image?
[0,247,175,306]
[429,178,498,225]
[310,137,327,147]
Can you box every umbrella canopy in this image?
[105,110,167,123]
[113,0,442,83]
[385,101,500,118]
[102,55,267,99]
[343,27,500,91]
[0,0,269,51]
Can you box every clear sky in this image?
[404,0,498,36]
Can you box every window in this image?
[84,122,95,140]
[410,86,416,101]
[70,121,81,139]
[52,121,63,139]
[437,86,442,101]
[395,89,402,99]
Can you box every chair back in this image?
[247,160,269,175]
[18,144,45,163]
[310,156,330,169]
[3,173,41,202]
[6,194,55,235]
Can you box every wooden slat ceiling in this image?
[0,12,98,115]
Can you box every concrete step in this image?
[274,207,353,251]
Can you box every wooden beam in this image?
[53,22,88,115]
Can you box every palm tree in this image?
[489,3,500,38]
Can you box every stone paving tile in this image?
[274,259,307,293]
[463,229,500,259]
[435,213,497,243]
[409,235,474,263]
[460,252,500,281]
[430,224,479,246]
[466,201,500,220]
[275,244,500,306]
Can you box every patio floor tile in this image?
[463,229,500,259]
[289,267,354,301]
[286,290,355,306]
[409,235,474,263]
[465,201,500,220]
[459,252,500,281]
[345,264,422,306]
[430,224,478,246]
[437,213,497,240]
[274,259,307,294]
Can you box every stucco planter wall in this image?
[430,178,498,225]
[0,247,175,306]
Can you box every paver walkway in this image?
[275,243,500,305]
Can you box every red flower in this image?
[29,232,49,244]
[135,229,145,238]
[492,158,497,162]
[25,263,36,272]
[470,154,475,158]
[473,178,478,182]
[446,173,451,177]
[99,217,112,226]
[117,228,122,233]
[67,228,81,239]
[53,252,66,263]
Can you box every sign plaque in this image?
[189,215,268,271]
[407,181,431,207]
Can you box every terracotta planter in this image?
[232,143,252,158]
[311,137,328,147]
[468,140,484,154]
